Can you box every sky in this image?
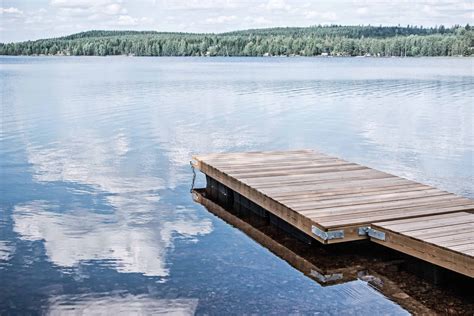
[0,0,473,43]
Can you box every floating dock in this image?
[191,150,474,277]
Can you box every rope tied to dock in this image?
[190,161,196,193]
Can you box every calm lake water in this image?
[1,56,473,314]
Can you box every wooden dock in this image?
[191,150,474,277]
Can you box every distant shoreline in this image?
[1,54,470,58]
[1,25,472,57]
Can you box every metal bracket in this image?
[357,226,386,241]
[358,226,370,236]
[310,270,343,283]
[367,228,386,241]
[311,225,344,241]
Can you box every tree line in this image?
[1,25,472,57]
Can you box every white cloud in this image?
[104,3,127,15]
[13,200,212,276]
[320,11,337,21]
[356,7,369,15]
[0,241,15,261]
[0,7,24,16]
[262,0,292,11]
[50,0,113,9]
[12,128,213,277]
[47,294,198,315]
[21,8,50,26]
[51,0,127,18]
[304,10,337,21]
[244,16,271,25]
[117,14,138,26]
[422,4,443,17]
[2,0,474,42]
[140,17,154,24]
[304,10,319,19]
[153,0,242,10]
[57,7,89,16]
[16,123,213,274]
[205,15,236,24]
[115,15,153,26]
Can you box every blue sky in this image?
[1,0,473,43]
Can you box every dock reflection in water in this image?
[192,188,474,315]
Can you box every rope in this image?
[190,161,196,193]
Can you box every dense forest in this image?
[1,25,473,57]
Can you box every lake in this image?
[0,56,473,314]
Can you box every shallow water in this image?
[0,56,473,314]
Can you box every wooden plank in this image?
[273,184,431,202]
[437,240,473,248]
[403,223,474,239]
[194,149,314,161]
[201,150,318,159]
[197,152,325,165]
[292,195,457,215]
[318,203,474,228]
[220,160,351,174]
[247,174,396,190]
[301,193,473,214]
[423,232,473,245]
[227,164,367,179]
[242,171,389,186]
[373,212,474,232]
[251,177,400,191]
[211,158,343,171]
[261,178,416,196]
[371,212,474,278]
[449,243,474,252]
[209,159,342,171]
[299,194,470,215]
[266,182,419,199]
[241,169,391,186]
[285,189,448,209]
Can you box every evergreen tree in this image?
[1,25,472,57]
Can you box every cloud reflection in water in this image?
[47,293,198,316]
[0,241,15,262]
[13,130,213,277]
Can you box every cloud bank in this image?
[1,0,473,42]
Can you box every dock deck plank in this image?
[371,212,474,277]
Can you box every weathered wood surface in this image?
[192,150,474,243]
[371,212,474,278]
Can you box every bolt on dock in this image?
[191,150,474,278]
